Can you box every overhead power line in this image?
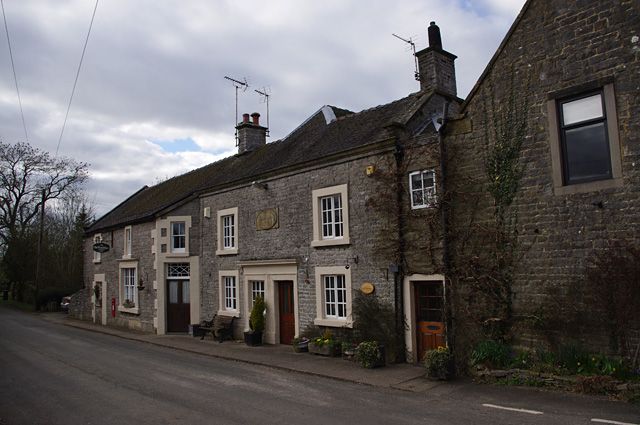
[55,0,99,156]
[1,0,28,141]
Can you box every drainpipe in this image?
[392,124,407,363]
[438,102,453,352]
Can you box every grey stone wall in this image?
[446,0,639,355]
[82,221,157,333]
[199,144,443,338]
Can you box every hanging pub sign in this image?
[92,242,110,253]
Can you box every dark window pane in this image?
[564,122,611,184]
[411,173,422,189]
[426,309,442,321]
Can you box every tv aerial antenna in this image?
[254,87,270,137]
[224,75,249,145]
[392,33,420,82]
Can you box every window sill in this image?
[92,260,101,264]
[553,177,623,196]
[216,310,239,318]
[118,306,139,315]
[166,252,189,258]
[313,318,352,328]
[311,237,350,248]
[411,203,437,210]
[216,248,238,256]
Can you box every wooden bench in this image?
[200,315,236,343]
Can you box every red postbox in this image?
[111,298,116,317]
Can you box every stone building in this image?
[75,0,639,363]
[76,23,458,363]
[445,0,639,358]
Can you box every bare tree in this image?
[0,141,88,249]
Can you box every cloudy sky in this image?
[0,0,526,216]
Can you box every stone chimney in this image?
[237,112,267,154]
[415,21,457,97]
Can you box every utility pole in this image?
[34,189,45,311]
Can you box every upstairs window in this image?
[124,226,132,258]
[311,184,350,247]
[216,207,238,255]
[409,170,437,209]
[171,222,186,253]
[547,82,622,195]
[321,194,343,239]
[558,91,611,185]
[223,215,235,249]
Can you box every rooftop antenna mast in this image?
[254,87,270,137]
[224,75,249,146]
[392,33,420,82]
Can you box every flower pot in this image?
[244,330,263,346]
[293,338,309,353]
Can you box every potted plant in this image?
[244,296,266,346]
[308,330,341,357]
[424,346,453,380]
[292,336,310,353]
[123,299,135,308]
[355,341,385,368]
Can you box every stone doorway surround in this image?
[403,273,446,363]
[239,259,299,345]
[92,274,107,325]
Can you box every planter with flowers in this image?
[309,331,341,357]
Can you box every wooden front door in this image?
[277,281,295,344]
[167,279,190,333]
[415,281,445,361]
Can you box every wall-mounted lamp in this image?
[252,181,268,190]
[345,255,359,270]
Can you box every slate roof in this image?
[87,90,434,233]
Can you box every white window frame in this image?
[92,233,102,263]
[170,221,186,254]
[123,226,132,258]
[250,280,265,307]
[218,270,239,316]
[547,82,623,195]
[118,261,139,314]
[216,207,238,255]
[322,274,347,319]
[314,266,352,328]
[409,170,437,209]
[311,184,350,247]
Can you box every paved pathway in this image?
[42,312,434,391]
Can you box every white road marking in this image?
[591,419,639,425]
[481,403,544,415]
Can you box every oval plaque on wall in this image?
[360,282,375,295]
[256,208,279,231]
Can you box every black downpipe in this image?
[393,133,406,361]
[438,103,454,352]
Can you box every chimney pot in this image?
[242,113,250,123]
[428,21,443,50]
[251,112,260,126]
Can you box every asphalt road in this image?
[0,306,638,425]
